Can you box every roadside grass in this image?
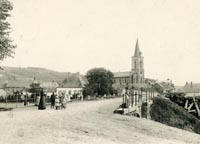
[150,96,200,134]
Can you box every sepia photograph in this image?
[0,0,200,143]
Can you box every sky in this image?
[2,0,200,85]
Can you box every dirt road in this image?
[0,98,200,144]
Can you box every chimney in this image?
[190,81,193,87]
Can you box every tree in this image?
[83,68,114,97]
[0,0,16,61]
[29,81,42,97]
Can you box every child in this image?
[55,95,60,110]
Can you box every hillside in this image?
[0,66,71,84]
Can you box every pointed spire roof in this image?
[134,39,141,57]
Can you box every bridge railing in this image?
[122,88,156,108]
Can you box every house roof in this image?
[181,83,200,93]
[59,73,88,88]
[113,71,131,78]
[156,82,173,90]
[4,78,34,88]
[145,78,157,84]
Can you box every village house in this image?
[40,81,59,97]
[176,82,200,96]
[0,89,6,100]
[3,77,34,96]
[57,73,88,101]
[154,81,174,94]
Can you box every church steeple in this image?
[134,39,140,57]
[131,39,144,84]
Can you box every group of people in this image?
[50,92,67,110]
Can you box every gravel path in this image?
[0,98,200,144]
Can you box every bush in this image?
[150,96,200,134]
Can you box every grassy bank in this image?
[150,96,200,134]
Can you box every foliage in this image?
[29,81,42,96]
[150,96,200,134]
[83,68,114,96]
[165,92,186,107]
[0,0,16,61]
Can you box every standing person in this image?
[55,95,60,110]
[125,92,130,108]
[38,90,46,110]
[60,93,65,109]
[125,87,130,108]
[50,92,56,109]
[62,94,67,109]
[24,92,28,106]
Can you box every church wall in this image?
[114,77,131,85]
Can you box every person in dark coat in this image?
[38,90,46,110]
[24,93,28,106]
[50,92,56,109]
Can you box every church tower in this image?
[131,39,145,84]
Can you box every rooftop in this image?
[59,73,88,88]
[113,71,131,78]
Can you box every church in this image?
[113,39,148,91]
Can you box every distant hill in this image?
[0,66,72,84]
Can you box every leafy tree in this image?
[83,68,114,96]
[0,0,16,60]
[29,81,42,97]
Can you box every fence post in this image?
[153,90,155,98]
[16,94,18,108]
[150,89,152,100]
[131,90,134,107]
[135,91,137,106]
[125,94,127,108]
[138,90,140,103]
[122,94,124,109]
[146,90,147,102]
[149,90,150,102]
[5,95,7,107]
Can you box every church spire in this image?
[134,39,140,57]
